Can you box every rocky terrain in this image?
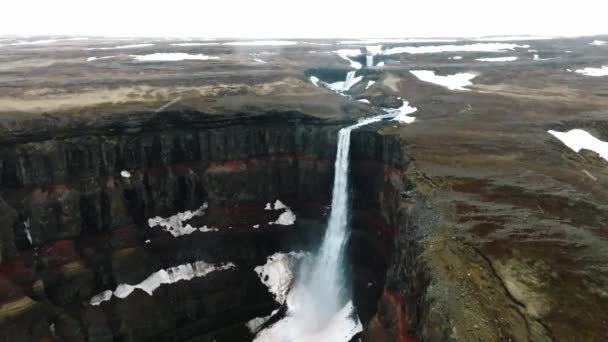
[0,35,607,341]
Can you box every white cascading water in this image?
[254,113,398,341]
[291,112,397,328]
[342,70,359,91]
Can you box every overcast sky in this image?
[1,0,607,38]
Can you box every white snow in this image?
[533,54,556,61]
[120,170,131,178]
[170,42,219,46]
[253,300,362,342]
[148,203,210,237]
[335,49,362,69]
[366,45,383,55]
[253,58,267,63]
[223,40,298,46]
[473,36,555,41]
[590,40,607,46]
[410,70,476,91]
[23,219,32,244]
[274,209,296,226]
[131,53,219,61]
[365,80,375,90]
[273,200,287,210]
[381,43,528,55]
[451,56,463,60]
[388,101,418,124]
[357,99,370,104]
[90,261,234,305]
[247,309,280,333]
[254,252,306,305]
[575,66,608,77]
[90,290,112,306]
[264,202,272,210]
[253,224,260,229]
[85,43,154,50]
[339,38,456,44]
[86,56,116,62]
[548,129,608,161]
[309,76,320,87]
[476,56,518,62]
[376,61,385,67]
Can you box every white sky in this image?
[1,0,607,38]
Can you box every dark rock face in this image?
[0,112,415,342]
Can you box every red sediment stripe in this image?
[384,288,418,342]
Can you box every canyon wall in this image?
[0,111,432,342]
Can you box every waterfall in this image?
[254,113,397,341]
[366,55,373,67]
[291,112,396,325]
[342,70,359,91]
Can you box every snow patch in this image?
[357,99,370,104]
[90,261,234,305]
[365,80,375,89]
[388,101,418,124]
[170,42,219,46]
[253,224,260,229]
[410,70,476,91]
[339,38,456,44]
[85,43,154,50]
[451,56,463,60]
[254,252,307,305]
[131,53,219,61]
[376,61,385,67]
[148,203,212,237]
[274,210,296,226]
[247,309,280,333]
[264,202,272,210]
[86,56,115,62]
[575,66,608,77]
[335,49,362,69]
[476,56,518,62]
[274,200,287,210]
[309,76,320,87]
[120,170,131,178]
[253,58,267,63]
[473,36,555,41]
[591,40,607,46]
[548,129,608,161]
[224,40,298,46]
[381,43,528,55]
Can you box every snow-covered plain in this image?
[223,40,298,46]
[170,42,219,46]
[548,129,608,161]
[85,43,154,50]
[410,70,476,91]
[339,38,456,44]
[476,56,518,62]
[574,66,608,76]
[381,43,528,55]
[131,53,219,61]
[90,261,235,305]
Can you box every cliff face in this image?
[0,112,418,342]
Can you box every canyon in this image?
[0,35,608,341]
